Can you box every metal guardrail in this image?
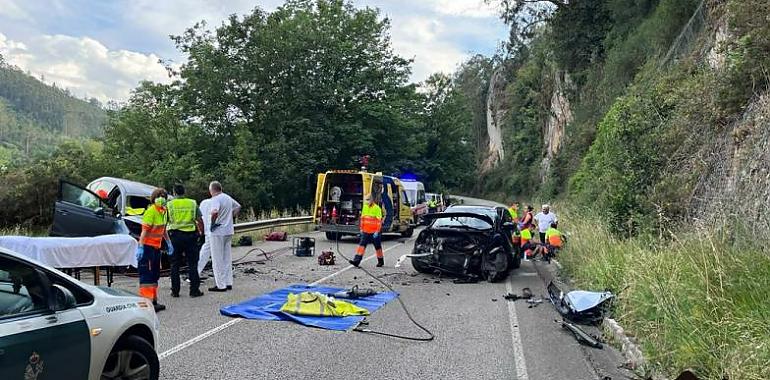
[233,216,314,233]
[230,195,496,234]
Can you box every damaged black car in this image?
[410,205,521,282]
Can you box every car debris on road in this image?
[503,287,533,301]
[560,320,604,349]
[547,280,614,323]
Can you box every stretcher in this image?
[0,234,137,286]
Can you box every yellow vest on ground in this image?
[280,292,370,317]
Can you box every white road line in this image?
[159,240,406,360]
[506,276,529,380]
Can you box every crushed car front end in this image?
[410,210,514,282]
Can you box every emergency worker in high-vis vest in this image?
[508,203,518,221]
[349,195,385,268]
[167,184,204,298]
[136,188,173,312]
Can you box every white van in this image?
[401,180,427,224]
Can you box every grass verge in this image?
[557,208,770,380]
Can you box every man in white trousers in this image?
[197,198,212,278]
[207,181,241,292]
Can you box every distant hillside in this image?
[0,56,106,163]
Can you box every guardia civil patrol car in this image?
[0,247,160,380]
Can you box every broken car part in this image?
[561,320,603,349]
[547,280,614,323]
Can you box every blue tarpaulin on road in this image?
[219,284,399,331]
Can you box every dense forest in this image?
[0,57,105,164]
[3,0,767,236]
[0,1,481,227]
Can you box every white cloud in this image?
[421,0,501,18]
[0,1,507,101]
[0,32,171,102]
[124,0,281,42]
[0,0,31,21]
[389,16,466,81]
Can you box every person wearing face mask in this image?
[135,188,173,312]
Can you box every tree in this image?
[109,0,430,211]
[418,74,476,190]
[488,0,565,51]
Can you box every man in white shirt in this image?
[197,198,212,278]
[207,181,241,292]
[534,204,557,244]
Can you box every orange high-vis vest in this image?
[360,202,383,234]
[520,228,532,246]
[546,227,563,247]
[141,205,167,248]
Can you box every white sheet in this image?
[0,235,138,268]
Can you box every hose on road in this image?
[334,234,435,342]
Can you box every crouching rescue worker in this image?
[533,223,563,262]
[136,188,173,312]
[544,223,563,258]
[349,195,384,268]
[167,184,204,298]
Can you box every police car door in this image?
[51,180,123,237]
[0,254,91,379]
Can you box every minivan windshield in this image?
[405,190,417,206]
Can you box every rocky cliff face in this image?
[688,4,769,232]
[540,71,573,183]
[480,66,507,173]
[689,94,770,232]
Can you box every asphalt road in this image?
[104,226,633,380]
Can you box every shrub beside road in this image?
[558,208,770,380]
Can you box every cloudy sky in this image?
[0,0,507,102]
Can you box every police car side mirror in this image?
[51,284,77,311]
[502,222,516,231]
[94,207,106,217]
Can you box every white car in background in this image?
[0,247,160,380]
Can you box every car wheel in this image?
[101,335,159,380]
[483,246,509,283]
[411,257,433,274]
[325,232,340,241]
[401,227,414,238]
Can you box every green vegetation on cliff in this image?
[491,0,770,378]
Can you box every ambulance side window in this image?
[0,257,49,319]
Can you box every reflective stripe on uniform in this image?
[142,205,167,248]
[360,203,383,234]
